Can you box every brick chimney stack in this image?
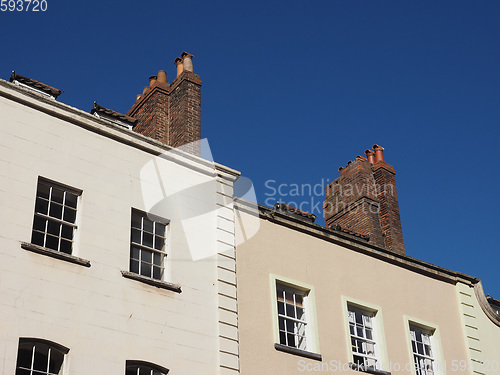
[127,52,202,154]
[323,145,405,254]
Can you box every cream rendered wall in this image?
[0,83,239,375]
[456,283,500,375]
[236,210,471,375]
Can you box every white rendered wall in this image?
[0,83,239,375]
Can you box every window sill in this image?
[21,242,91,267]
[349,363,391,375]
[121,271,182,293]
[274,343,322,361]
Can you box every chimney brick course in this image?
[324,145,405,254]
[127,52,201,154]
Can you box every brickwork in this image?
[324,147,405,254]
[373,161,405,254]
[127,65,202,155]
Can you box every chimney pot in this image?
[157,70,167,84]
[181,52,194,73]
[136,95,142,101]
[142,86,149,95]
[175,57,184,77]
[365,149,376,163]
[149,75,157,87]
[373,144,385,162]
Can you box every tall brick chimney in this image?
[127,52,201,154]
[323,145,405,254]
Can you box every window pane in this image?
[143,232,153,248]
[131,213,141,229]
[286,303,295,318]
[65,193,78,209]
[153,252,162,266]
[31,231,45,246]
[15,369,30,375]
[296,307,305,320]
[16,344,33,369]
[154,236,164,251]
[60,240,72,254]
[61,225,73,240]
[131,229,141,244]
[155,222,165,237]
[143,218,153,233]
[38,183,50,199]
[131,247,140,260]
[33,344,49,371]
[48,348,64,373]
[278,317,285,331]
[279,331,286,345]
[63,208,76,224]
[45,235,59,251]
[35,198,49,215]
[51,188,65,204]
[153,266,162,280]
[47,221,61,236]
[142,250,152,264]
[33,216,46,232]
[49,203,63,219]
[277,301,284,315]
[130,259,139,274]
[141,262,151,277]
[284,290,294,304]
[286,333,295,348]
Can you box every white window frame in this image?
[342,297,389,373]
[404,316,444,375]
[130,209,169,281]
[15,338,69,375]
[31,177,82,255]
[348,306,378,369]
[270,274,320,355]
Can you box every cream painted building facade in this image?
[235,201,500,375]
[0,73,239,375]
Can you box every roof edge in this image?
[235,199,479,286]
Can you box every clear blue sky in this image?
[1,1,499,297]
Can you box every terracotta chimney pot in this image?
[136,95,142,101]
[373,144,385,162]
[175,57,184,77]
[157,70,167,84]
[365,149,376,163]
[149,75,157,87]
[181,52,194,72]
[142,86,150,95]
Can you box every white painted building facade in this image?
[0,78,239,375]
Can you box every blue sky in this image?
[1,1,499,297]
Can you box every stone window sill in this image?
[274,343,322,361]
[121,270,182,293]
[21,242,91,267]
[349,363,391,375]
